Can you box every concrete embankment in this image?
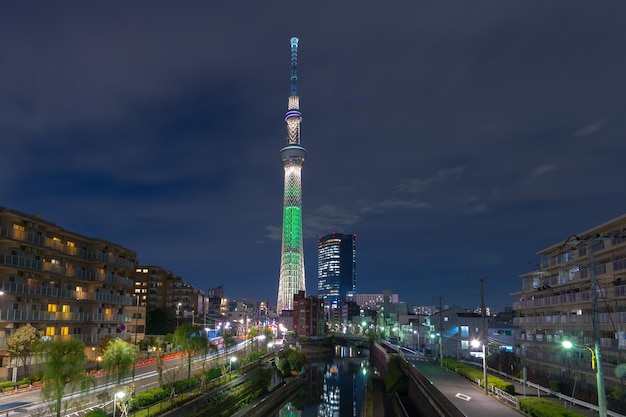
[232,375,307,417]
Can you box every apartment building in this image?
[513,213,626,388]
[0,207,138,379]
[293,290,324,337]
[136,266,205,322]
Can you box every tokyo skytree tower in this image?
[277,37,306,313]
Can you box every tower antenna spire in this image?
[290,37,299,96]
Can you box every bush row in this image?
[442,358,515,395]
[518,397,587,417]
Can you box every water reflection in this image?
[274,357,369,417]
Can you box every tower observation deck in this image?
[277,37,306,313]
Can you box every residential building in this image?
[513,213,626,389]
[135,266,205,324]
[293,290,324,337]
[0,207,137,379]
[353,293,399,311]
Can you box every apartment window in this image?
[461,325,469,337]
[45,326,56,336]
[105,308,112,315]
[60,326,69,336]
[47,304,58,313]
[62,305,70,313]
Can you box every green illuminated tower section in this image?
[277,37,306,313]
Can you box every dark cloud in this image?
[1,1,626,310]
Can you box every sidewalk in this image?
[447,361,609,417]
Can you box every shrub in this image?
[84,409,108,417]
[518,397,587,417]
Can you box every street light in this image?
[471,339,488,395]
[229,356,237,380]
[562,340,606,416]
[562,341,597,369]
[113,390,125,417]
[131,294,140,394]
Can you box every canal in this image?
[272,346,370,416]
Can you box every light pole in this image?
[229,356,237,380]
[563,340,604,414]
[113,390,125,417]
[471,339,488,395]
[132,294,140,394]
[177,302,182,327]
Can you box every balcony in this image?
[0,310,89,322]
[1,254,43,271]
[0,281,89,300]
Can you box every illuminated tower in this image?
[277,37,306,313]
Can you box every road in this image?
[408,357,524,417]
[0,341,251,417]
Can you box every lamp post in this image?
[177,303,182,327]
[563,340,605,415]
[471,339,488,395]
[132,294,140,394]
[113,390,125,417]
[229,356,237,380]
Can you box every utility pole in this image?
[434,295,444,368]
[469,277,489,395]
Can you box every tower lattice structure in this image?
[277,37,306,313]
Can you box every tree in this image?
[102,338,137,386]
[173,324,207,378]
[6,323,41,378]
[223,331,237,351]
[40,339,95,417]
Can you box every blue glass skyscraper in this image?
[317,233,356,309]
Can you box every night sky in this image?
[2,2,626,312]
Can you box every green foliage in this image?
[384,356,407,395]
[518,397,587,417]
[173,324,208,378]
[6,323,42,377]
[277,347,307,375]
[188,368,272,417]
[102,338,137,385]
[171,377,197,394]
[549,380,561,392]
[84,409,108,417]
[0,378,31,390]
[132,387,169,408]
[223,331,237,350]
[442,358,515,394]
[40,339,95,417]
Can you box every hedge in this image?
[443,358,515,395]
[518,397,587,417]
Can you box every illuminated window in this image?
[46,327,56,336]
[47,304,58,312]
[67,241,75,247]
[105,308,112,315]
[461,325,469,337]
[60,326,69,336]
[62,305,70,313]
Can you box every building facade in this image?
[277,37,307,313]
[293,290,324,337]
[318,233,356,310]
[0,207,137,379]
[136,266,205,323]
[513,213,626,388]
